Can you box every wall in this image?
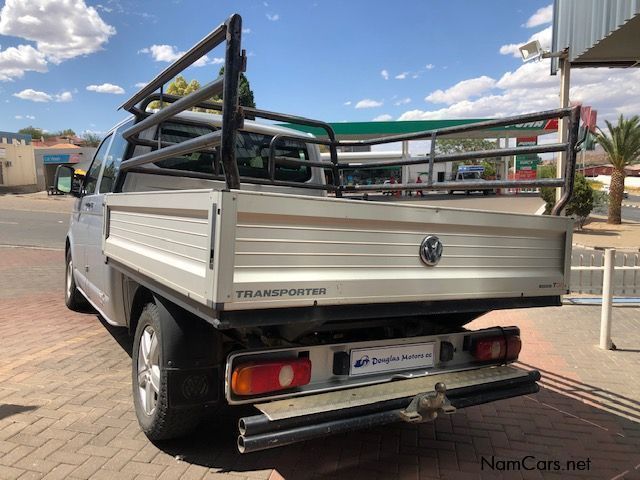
[34,147,97,190]
[0,137,37,190]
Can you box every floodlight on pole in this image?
[519,41,567,63]
[519,40,544,62]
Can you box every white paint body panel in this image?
[103,189,573,312]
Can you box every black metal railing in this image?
[117,13,582,216]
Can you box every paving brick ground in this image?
[1,246,640,480]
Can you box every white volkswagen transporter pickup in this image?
[55,14,582,453]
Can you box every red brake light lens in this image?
[231,358,312,396]
[472,335,521,362]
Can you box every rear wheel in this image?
[132,303,203,440]
[65,249,87,311]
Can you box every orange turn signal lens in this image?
[231,358,312,396]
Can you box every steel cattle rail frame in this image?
[117,13,582,216]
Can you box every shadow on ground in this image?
[0,404,38,421]
[99,311,640,479]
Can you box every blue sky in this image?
[1,0,639,137]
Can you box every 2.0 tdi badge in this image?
[419,235,443,266]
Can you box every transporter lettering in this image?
[236,288,327,299]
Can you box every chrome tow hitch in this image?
[399,382,456,423]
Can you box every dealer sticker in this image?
[349,342,435,376]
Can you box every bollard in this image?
[599,248,615,350]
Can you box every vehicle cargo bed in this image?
[103,189,572,316]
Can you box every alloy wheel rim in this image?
[66,258,73,299]
[137,326,160,415]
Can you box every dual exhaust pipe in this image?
[237,370,541,453]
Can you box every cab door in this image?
[79,134,113,307]
[72,134,113,296]
[84,122,132,317]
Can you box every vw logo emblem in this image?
[419,235,443,266]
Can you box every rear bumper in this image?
[237,365,540,453]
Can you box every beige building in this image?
[0,133,38,192]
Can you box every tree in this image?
[58,128,76,137]
[595,115,640,224]
[539,168,595,226]
[214,67,256,108]
[149,70,256,111]
[18,126,48,140]
[565,175,594,229]
[538,164,558,214]
[81,132,102,147]
[435,138,497,155]
[148,75,202,110]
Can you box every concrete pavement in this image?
[1,246,640,479]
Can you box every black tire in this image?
[132,302,203,441]
[65,249,87,311]
[483,190,489,196]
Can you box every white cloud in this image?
[266,13,280,21]
[355,99,383,109]
[0,44,47,81]
[13,88,51,102]
[0,0,116,64]
[399,59,640,123]
[373,114,393,121]
[12,87,72,102]
[343,100,352,106]
[395,72,408,80]
[394,97,411,106]
[86,83,125,94]
[380,69,389,80]
[242,28,251,34]
[426,75,496,105]
[500,26,552,57]
[425,63,435,70]
[139,44,221,67]
[15,114,35,119]
[55,91,72,102]
[524,4,553,28]
[134,82,147,88]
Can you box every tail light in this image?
[231,358,312,396]
[472,335,521,362]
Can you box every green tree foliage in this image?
[18,126,47,139]
[214,67,256,108]
[435,138,497,155]
[148,70,256,111]
[81,132,102,147]
[58,128,76,137]
[594,115,640,224]
[538,164,557,214]
[539,167,595,227]
[17,126,77,140]
[565,175,594,229]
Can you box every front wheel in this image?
[132,303,203,441]
[65,249,87,311]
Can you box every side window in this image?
[84,134,112,194]
[99,121,134,193]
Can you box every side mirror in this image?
[55,165,83,197]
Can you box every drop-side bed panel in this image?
[103,189,220,306]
